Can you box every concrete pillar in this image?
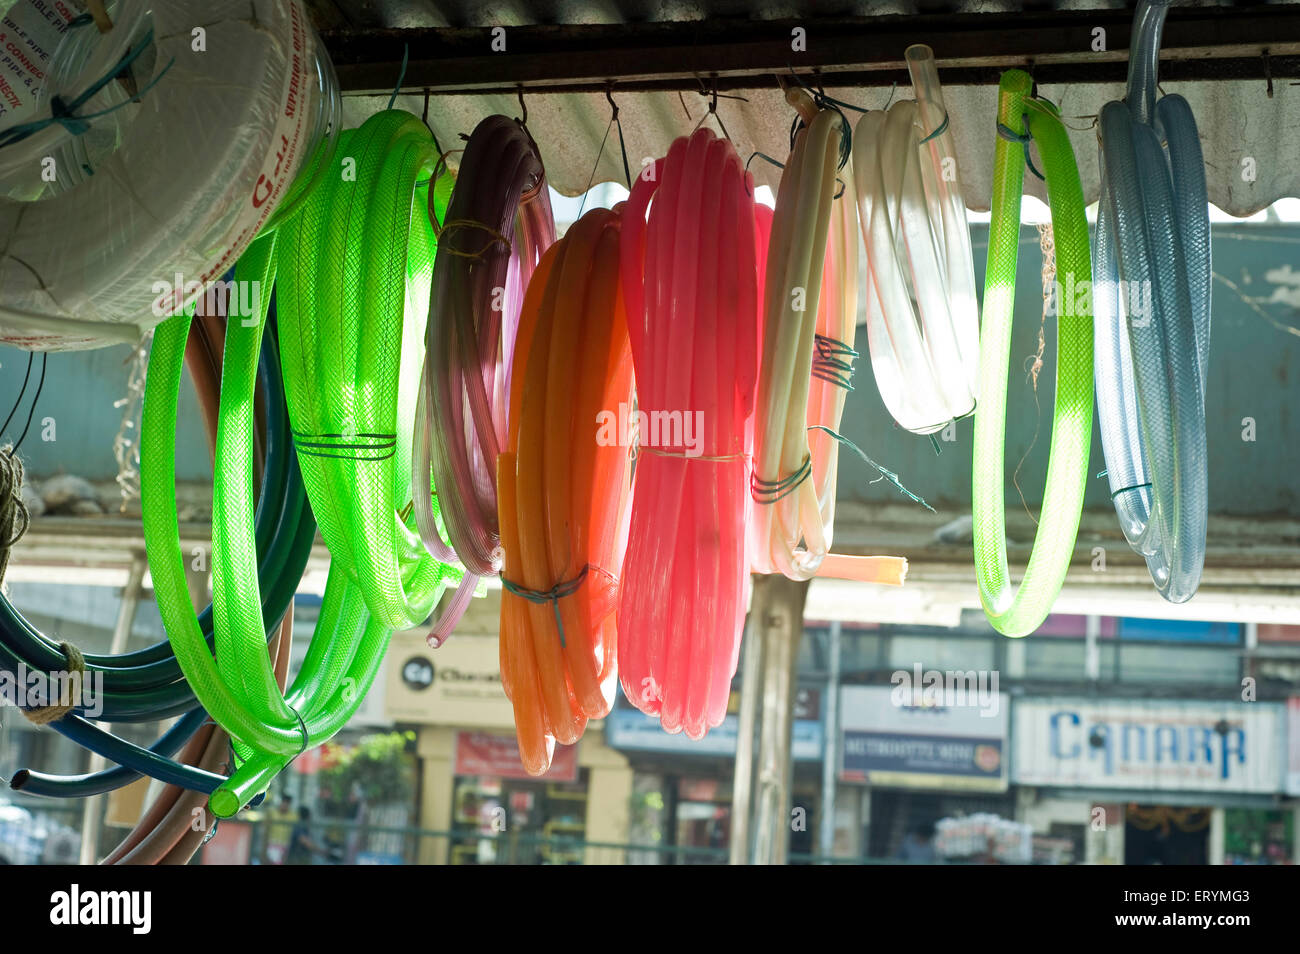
[416,726,456,865]
[1209,807,1226,865]
[579,729,633,864]
[750,574,810,866]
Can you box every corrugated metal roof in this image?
[322,1,1300,214]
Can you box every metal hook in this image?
[606,82,619,121]
[516,85,528,127]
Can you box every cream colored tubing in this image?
[807,154,859,550]
[853,44,979,435]
[751,87,843,580]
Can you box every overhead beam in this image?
[318,7,1300,95]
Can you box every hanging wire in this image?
[386,43,410,111]
[578,85,634,217]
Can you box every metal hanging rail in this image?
[319,7,1300,94]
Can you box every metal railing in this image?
[222,817,912,865]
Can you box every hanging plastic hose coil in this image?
[1094,0,1210,604]
[618,128,761,739]
[0,0,338,350]
[972,70,1093,638]
[853,45,980,435]
[6,299,311,797]
[10,309,293,803]
[143,232,388,817]
[752,87,909,586]
[277,110,462,634]
[497,207,633,775]
[415,115,555,644]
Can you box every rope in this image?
[0,447,30,586]
[22,642,86,725]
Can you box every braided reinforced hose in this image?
[5,299,311,796]
[278,111,462,634]
[497,207,633,774]
[1094,0,1210,603]
[618,128,760,738]
[853,45,979,435]
[104,315,296,866]
[415,115,555,645]
[144,234,392,817]
[972,71,1093,638]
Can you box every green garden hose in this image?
[140,113,458,817]
[142,237,384,816]
[972,70,1094,637]
[276,111,461,632]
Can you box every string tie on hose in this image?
[996,115,1046,181]
[21,642,86,725]
[436,219,513,261]
[811,334,858,391]
[0,447,31,587]
[638,448,748,464]
[0,21,176,153]
[501,565,613,649]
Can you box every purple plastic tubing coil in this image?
[413,115,556,645]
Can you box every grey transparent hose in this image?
[1094,0,1210,603]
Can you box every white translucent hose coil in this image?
[1094,0,1210,603]
[852,44,979,435]
[0,0,338,351]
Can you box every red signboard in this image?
[454,731,578,782]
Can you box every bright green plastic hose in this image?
[276,111,461,631]
[142,236,389,817]
[972,70,1094,638]
[141,111,459,817]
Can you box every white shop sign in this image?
[1013,698,1283,794]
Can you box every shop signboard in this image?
[384,630,515,729]
[1014,698,1283,794]
[454,731,578,783]
[838,685,1009,792]
[604,709,824,761]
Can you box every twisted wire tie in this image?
[996,113,1046,182]
[811,334,858,391]
[0,17,176,153]
[918,110,950,145]
[751,454,813,505]
[501,564,617,648]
